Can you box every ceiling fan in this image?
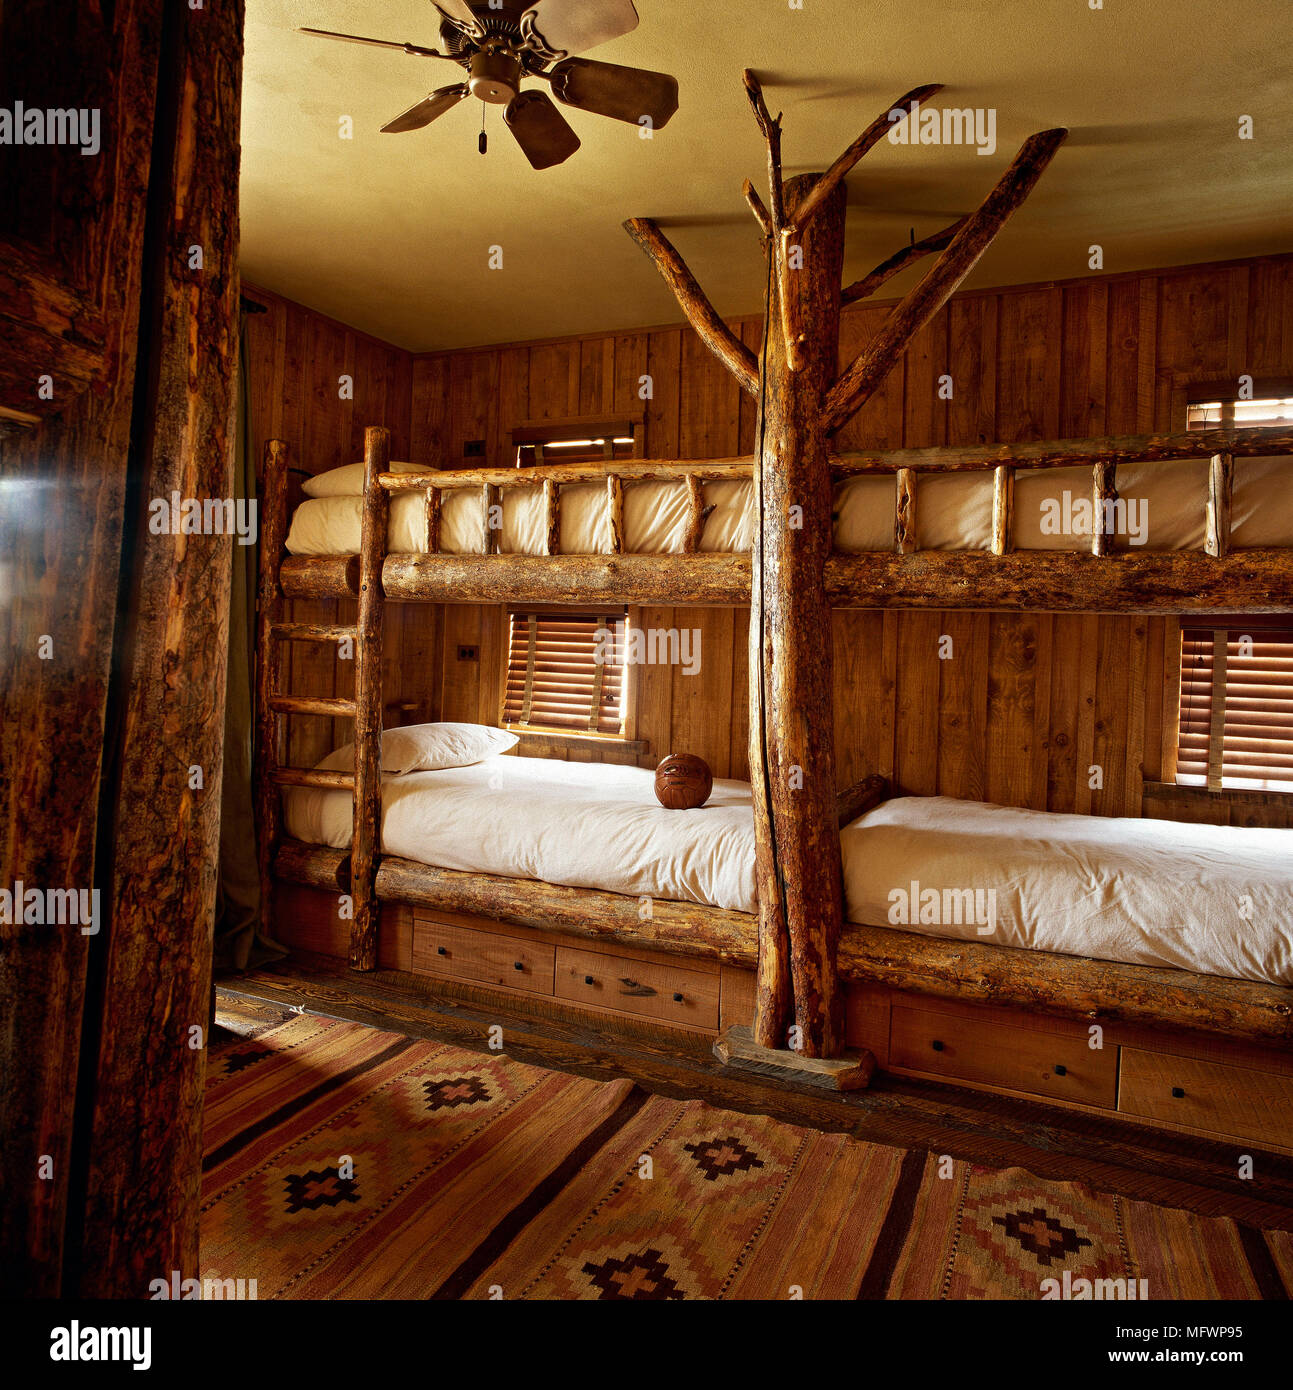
[300,0,679,170]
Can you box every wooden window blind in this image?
[1177,624,1293,791]
[502,611,626,735]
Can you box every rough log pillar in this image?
[749,173,849,1057]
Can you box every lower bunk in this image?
[267,839,1293,1157]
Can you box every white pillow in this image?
[302,459,426,499]
[316,723,518,775]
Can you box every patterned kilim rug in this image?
[201,1014,1293,1300]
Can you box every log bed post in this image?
[254,439,289,961]
[351,426,390,970]
[626,70,1067,1066]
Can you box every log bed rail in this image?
[255,423,1293,1046]
[275,422,1293,612]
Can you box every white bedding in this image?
[841,795,1293,987]
[283,759,1293,988]
[284,754,758,913]
[283,456,1293,556]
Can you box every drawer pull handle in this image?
[931,1039,945,1052]
[584,975,594,985]
[1054,1064,1067,1076]
[673,992,684,1003]
[513,961,524,971]
[437,946,448,956]
[619,977,657,998]
[1172,1086,1186,1099]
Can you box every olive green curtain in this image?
[214,318,286,971]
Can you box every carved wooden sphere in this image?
[654,753,713,810]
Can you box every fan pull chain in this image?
[479,104,487,155]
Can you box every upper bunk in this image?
[268,423,1293,613]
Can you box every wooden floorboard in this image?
[216,956,1293,1231]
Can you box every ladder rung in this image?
[271,767,355,790]
[270,623,358,644]
[268,695,356,718]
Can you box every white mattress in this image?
[284,755,757,913]
[283,760,1293,988]
[283,457,1293,556]
[841,795,1293,988]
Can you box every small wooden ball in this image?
[654,753,713,810]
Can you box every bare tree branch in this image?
[824,127,1068,435]
[742,69,786,232]
[623,217,759,398]
[743,179,772,238]
[840,217,968,306]
[790,84,944,235]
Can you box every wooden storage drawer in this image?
[889,1004,1117,1109]
[1118,1049,1293,1149]
[412,919,555,995]
[554,945,719,1031]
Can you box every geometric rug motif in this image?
[201,1016,1293,1300]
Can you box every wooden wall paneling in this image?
[946,294,998,447]
[613,332,648,422]
[1122,617,1149,812]
[476,605,507,727]
[902,308,950,448]
[680,325,741,460]
[527,341,579,422]
[440,606,484,722]
[401,602,444,724]
[984,614,1047,809]
[449,351,501,466]
[995,288,1063,441]
[834,304,905,450]
[410,356,450,465]
[1225,264,1250,384]
[1158,618,1183,786]
[644,329,682,458]
[1141,616,1166,785]
[893,612,942,796]
[737,318,764,454]
[348,331,385,463]
[729,607,751,781]
[1090,618,1131,816]
[1105,278,1142,434]
[578,335,609,414]
[938,611,990,801]
[1059,281,1109,439]
[496,345,530,447]
[633,604,676,767]
[1046,614,1085,812]
[669,607,734,775]
[1247,258,1293,374]
[303,312,349,474]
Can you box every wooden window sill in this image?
[505,727,649,758]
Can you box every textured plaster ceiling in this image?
[240,0,1293,352]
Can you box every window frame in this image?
[1175,616,1293,794]
[498,603,638,745]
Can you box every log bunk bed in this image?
[254,73,1293,1151]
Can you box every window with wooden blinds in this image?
[502,611,627,735]
[1177,624,1293,792]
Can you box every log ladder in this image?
[255,427,390,969]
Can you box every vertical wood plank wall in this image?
[246,252,1293,817]
[241,284,443,766]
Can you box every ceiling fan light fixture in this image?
[469,48,522,104]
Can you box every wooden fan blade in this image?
[504,90,581,169]
[298,27,447,59]
[549,57,678,128]
[432,1,485,37]
[381,85,468,134]
[523,0,639,56]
